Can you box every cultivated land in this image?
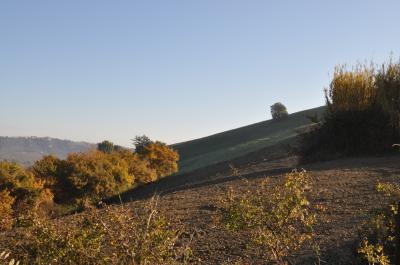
[77,153,400,264]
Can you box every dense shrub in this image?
[140,142,179,178]
[2,138,179,208]
[64,151,134,202]
[30,155,71,203]
[376,60,400,130]
[300,59,400,162]
[0,161,53,212]
[117,149,158,184]
[326,64,376,112]
[0,190,15,230]
[219,170,317,264]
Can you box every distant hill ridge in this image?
[173,106,326,173]
[0,136,94,166]
[1,106,326,169]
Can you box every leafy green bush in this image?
[219,170,317,264]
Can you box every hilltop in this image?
[173,106,325,173]
[0,106,325,170]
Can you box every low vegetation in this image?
[218,170,318,264]
[6,197,191,265]
[358,182,400,264]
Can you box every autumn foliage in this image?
[0,138,179,229]
[300,58,400,161]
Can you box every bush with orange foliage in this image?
[116,149,158,184]
[140,142,179,178]
[0,160,53,227]
[64,150,134,202]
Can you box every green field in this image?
[173,106,326,173]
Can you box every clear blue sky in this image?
[1,1,399,146]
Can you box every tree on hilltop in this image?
[271,102,289,120]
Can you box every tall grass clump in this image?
[327,64,376,112]
[300,58,400,162]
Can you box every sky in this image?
[1,0,399,146]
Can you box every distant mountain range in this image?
[0,137,94,166]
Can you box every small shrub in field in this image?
[219,170,317,264]
[0,190,15,230]
[358,238,390,265]
[17,210,106,264]
[358,182,400,264]
[140,142,179,178]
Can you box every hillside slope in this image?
[100,154,400,264]
[173,106,325,173]
[0,137,94,166]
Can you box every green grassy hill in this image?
[173,106,326,173]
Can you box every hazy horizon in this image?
[1,1,400,146]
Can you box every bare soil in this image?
[2,154,400,264]
[114,154,400,264]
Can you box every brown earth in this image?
[2,154,400,264]
[105,154,400,264]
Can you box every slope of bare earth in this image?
[111,154,400,264]
[2,154,399,264]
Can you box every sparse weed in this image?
[7,196,191,265]
[358,182,400,264]
[218,170,318,264]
